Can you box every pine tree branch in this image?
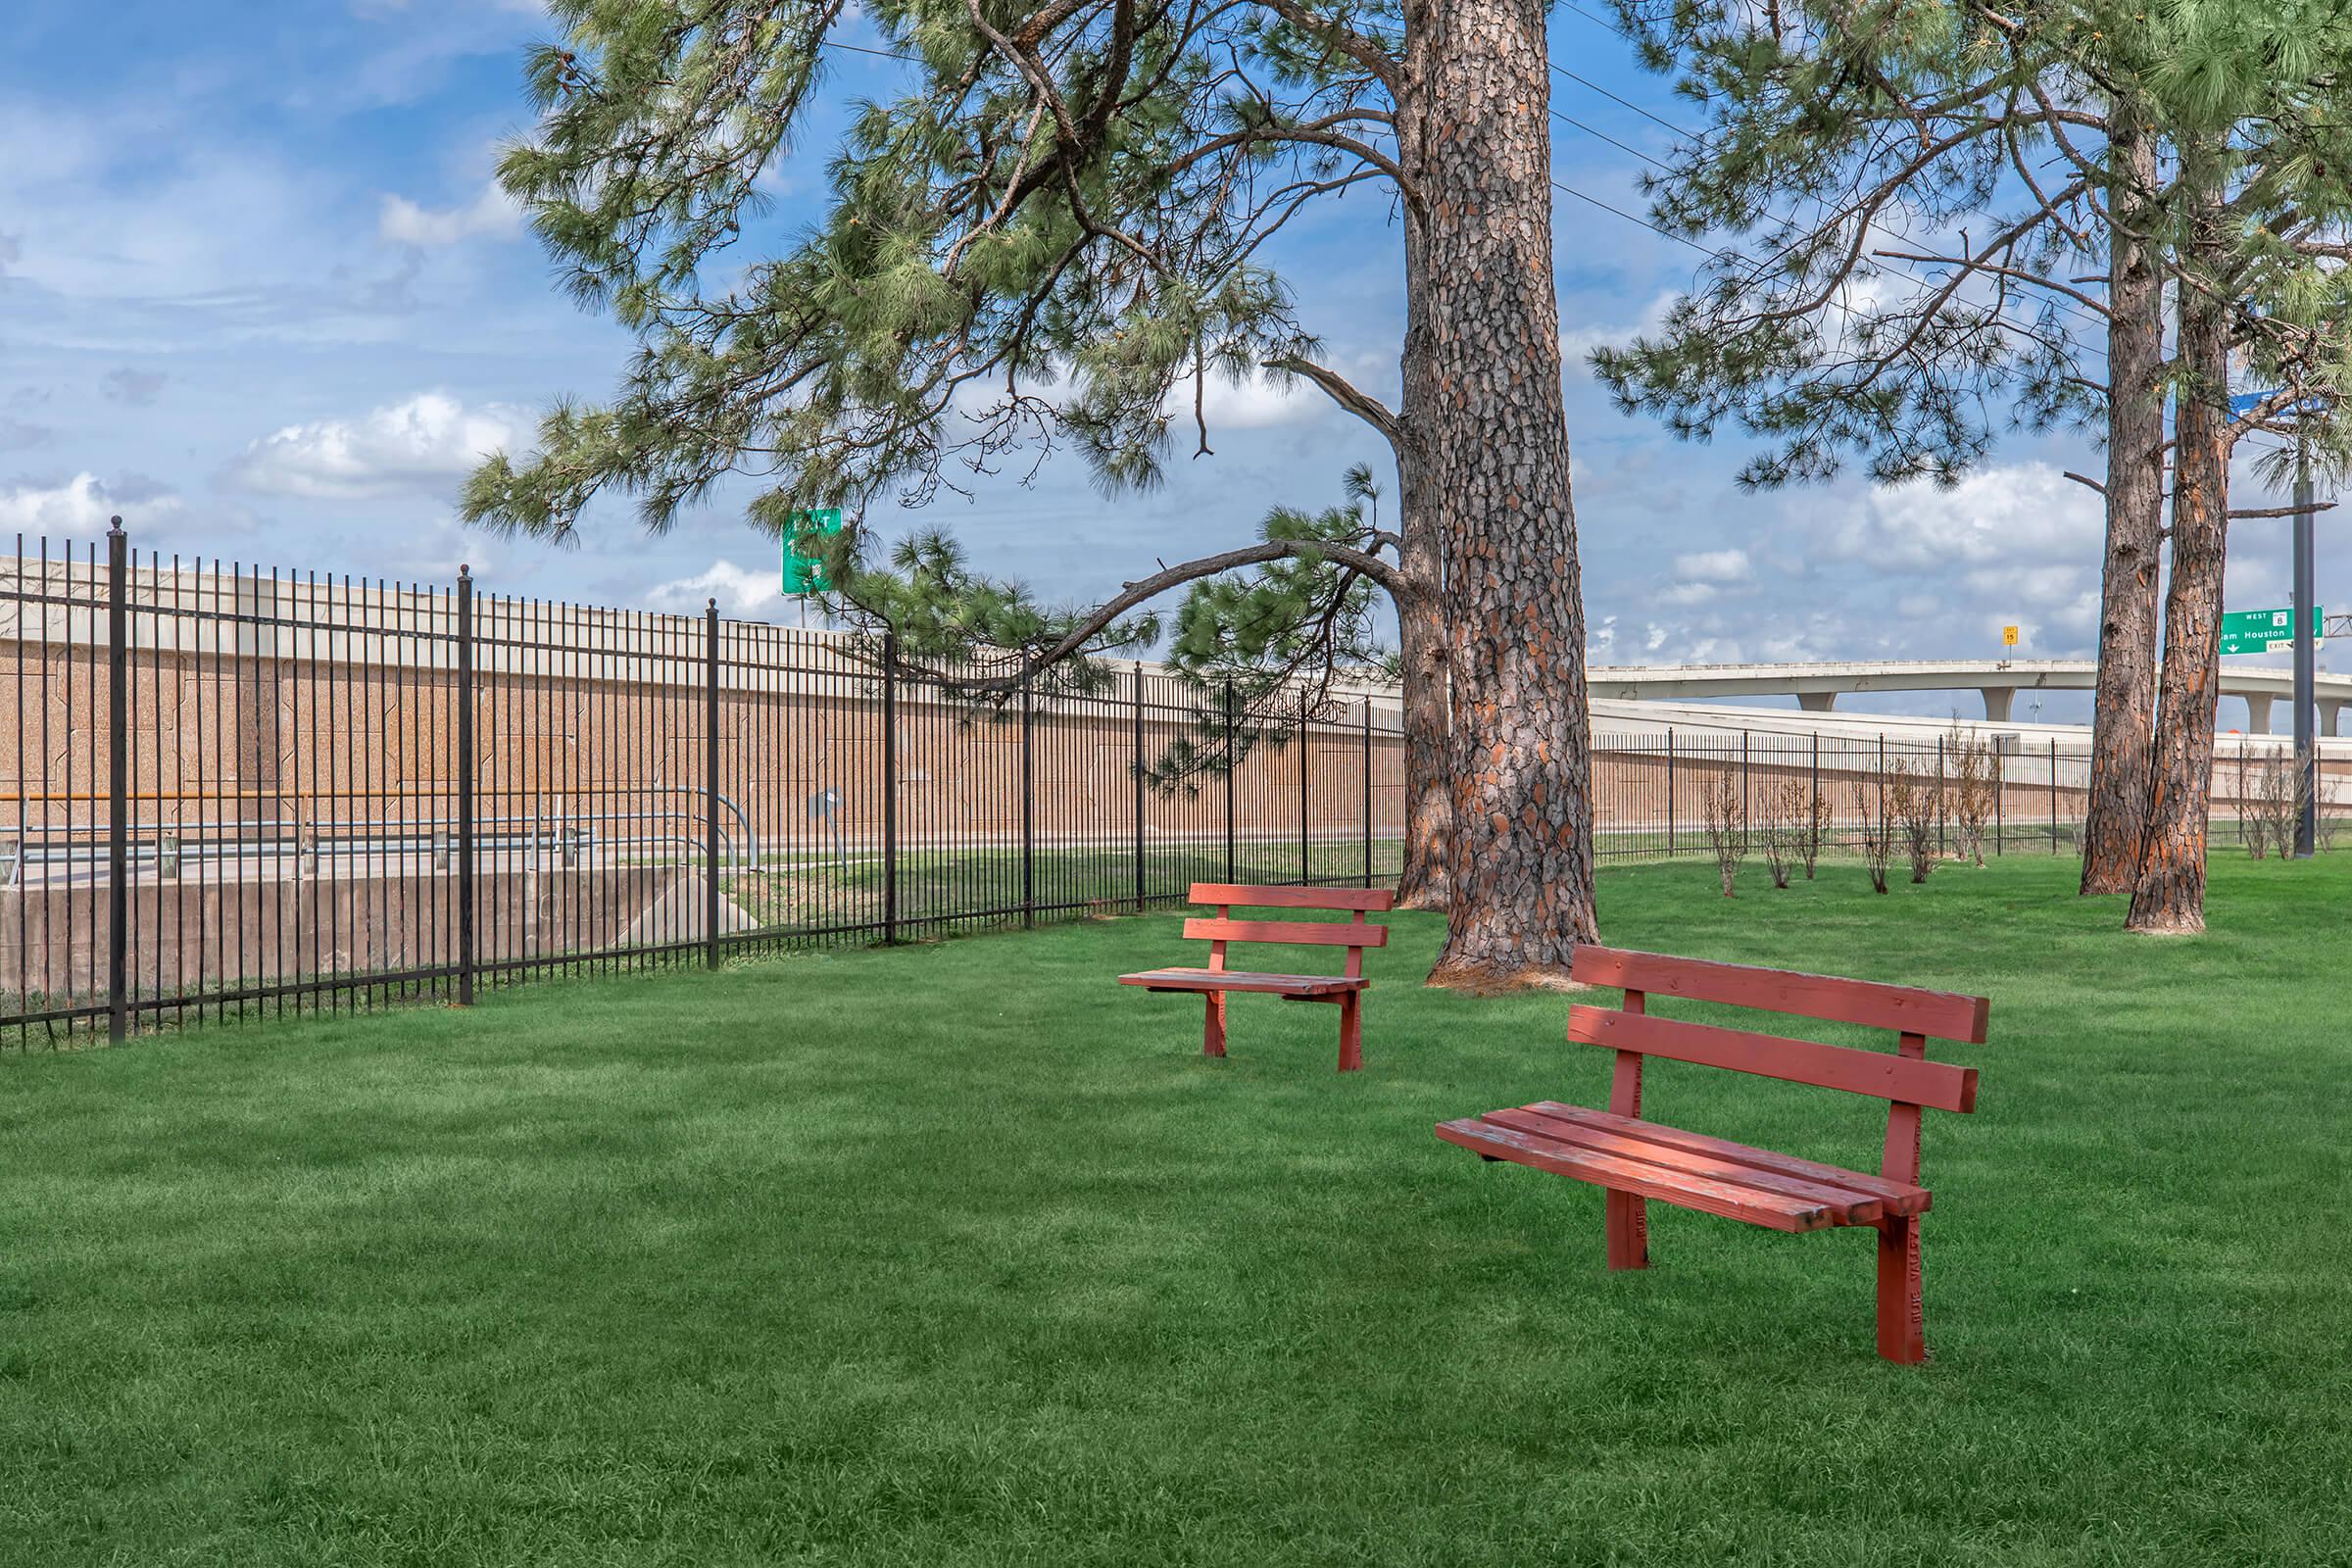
[2229,500,2337,518]
[1252,0,1400,92]
[1269,355,1401,449]
[1871,250,2114,319]
[874,534,1406,700]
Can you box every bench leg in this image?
[1604,1191,1649,1270]
[1202,993,1227,1058]
[1875,1215,1926,1364]
[1337,993,1362,1072]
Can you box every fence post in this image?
[1809,731,1821,866]
[1224,680,1237,883]
[2237,742,2248,849]
[1020,677,1034,930]
[2048,738,2059,854]
[1740,730,1751,855]
[1298,687,1310,885]
[456,564,476,1005]
[1361,697,1373,888]
[106,519,128,1044]
[1936,733,1947,858]
[882,630,899,944]
[1132,664,1147,913]
[1666,729,1676,857]
[1994,738,2004,855]
[704,598,721,971]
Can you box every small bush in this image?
[1702,769,1743,897]
[1855,781,1894,894]
[1886,759,1939,884]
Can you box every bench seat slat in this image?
[1571,946,1989,1044]
[1523,1102,1931,1213]
[1188,884,1396,911]
[1434,1117,1848,1232]
[1182,917,1389,948]
[1118,967,1368,997]
[1479,1105,1890,1221]
[1570,1005,1979,1113]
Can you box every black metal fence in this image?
[4,527,2338,1049]
[2,528,1402,1048]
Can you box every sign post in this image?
[2230,383,2326,856]
[2294,455,2319,857]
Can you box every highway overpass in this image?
[1586,660,2352,734]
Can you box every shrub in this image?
[1701,768,1743,897]
[1854,781,1894,894]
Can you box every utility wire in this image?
[1544,1,2117,342]
[811,26,2106,360]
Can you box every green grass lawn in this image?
[5,854,2349,1566]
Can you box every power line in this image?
[1543,6,2116,342]
[811,26,2104,359]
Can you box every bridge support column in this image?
[2323,699,2344,738]
[2245,694,2275,734]
[1981,688,2015,723]
[1796,691,1838,712]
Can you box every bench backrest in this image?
[1566,946,1989,1186]
[1182,883,1394,978]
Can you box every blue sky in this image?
[0,1,2327,718]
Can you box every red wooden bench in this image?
[1435,946,1989,1363]
[1117,883,1395,1071]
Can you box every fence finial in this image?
[108,514,123,533]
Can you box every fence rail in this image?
[3,527,2341,1048]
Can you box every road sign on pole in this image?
[2293,456,2319,858]
[2219,606,2325,657]
[781,508,844,594]
[2001,624,2019,649]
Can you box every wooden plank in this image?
[1568,1006,1979,1113]
[1189,883,1396,911]
[1118,967,1366,996]
[1569,946,1989,1043]
[1435,1117,1840,1233]
[1524,1102,1931,1213]
[1183,917,1389,948]
[1480,1106,1885,1224]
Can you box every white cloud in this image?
[1163,365,1329,431]
[227,392,536,501]
[1671,547,1751,583]
[645,560,779,620]
[1812,462,2102,571]
[1560,290,1679,365]
[0,472,181,533]
[1654,581,1719,608]
[378,181,522,247]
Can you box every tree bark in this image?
[1400,0,1599,988]
[2081,119,2165,897]
[1390,200,1454,914]
[1393,539,1454,910]
[2128,205,2230,935]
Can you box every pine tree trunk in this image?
[1393,543,1454,911]
[1400,0,1599,988]
[2081,120,2165,896]
[2127,220,2230,935]
[1391,204,1454,915]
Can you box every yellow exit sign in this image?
[2002,625,2020,648]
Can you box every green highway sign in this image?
[2219,605,2324,657]
[781,508,843,595]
